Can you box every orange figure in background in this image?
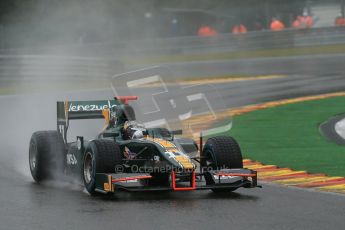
[270,18,285,31]
[292,18,301,29]
[232,24,247,34]
[335,14,345,26]
[197,25,218,37]
[292,13,313,29]
[298,14,314,28]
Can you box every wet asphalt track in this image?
[1,55,345,230]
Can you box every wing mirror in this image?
[171,130,183,135]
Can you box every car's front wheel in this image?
[202,136,243,193]
[83,139,122,195]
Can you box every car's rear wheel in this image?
[29,131,65,182]
[202,136,243,193]
[83,139,122,195]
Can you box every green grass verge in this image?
[215,96,345,177]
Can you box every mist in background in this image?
[0,0,324,49]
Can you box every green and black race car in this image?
[29,96,259,195]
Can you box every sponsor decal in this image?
[68,100,117,112]
[124,146,137,159]
[103,183,111,191]
[214,175,237,180]
[153,155,160,162]
[165,152,175,158]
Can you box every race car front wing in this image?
[94,168,260,194]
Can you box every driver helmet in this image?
[124,121,145,139]
[132,130,144,139]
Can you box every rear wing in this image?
[57,100,120,124]
[57,96,138,143]
[57,100,120,142]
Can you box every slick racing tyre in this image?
[202,136,243,193]
[83,140,122,195]
[29,131,66,182]
[203,136,243,169]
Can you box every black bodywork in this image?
[52,97,259,194]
